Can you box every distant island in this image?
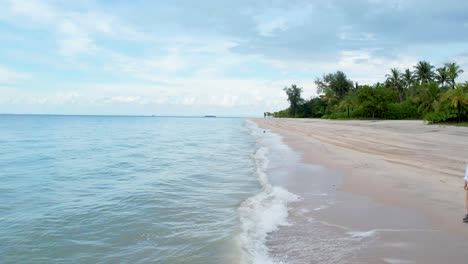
[204,115,216,118]
[273,61,468,125]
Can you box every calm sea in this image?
[0,115,297,264]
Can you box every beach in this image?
[3,115,468,263]
[254,118,468,263]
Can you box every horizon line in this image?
[0,113,257,118]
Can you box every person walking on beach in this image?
[464,163,468,223]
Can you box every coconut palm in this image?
[435,66,449,89]
[321,89,337,115]
[402,69,414,88]
[414,61,435,84]
[416,82,441,114]
[386,68,404,102]
[442,84,468,121]
[402,68,416,97]
[444,62,464,89]
[338,95,357,118]
[386,68,401,85]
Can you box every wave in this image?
[238,121,299,264]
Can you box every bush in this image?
[423,102,459,123]
[325,111,349,119]
[386,102,420,119]
[272,109,290,118]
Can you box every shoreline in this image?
[253,118,468,263]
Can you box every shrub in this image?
[423,102,459,123]
[386,102,420,119]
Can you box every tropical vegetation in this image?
[272,61,468,123]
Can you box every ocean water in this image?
[0,115,298,264]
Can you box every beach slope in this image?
[254,118,468,234]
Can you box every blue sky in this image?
[1,0,468,116]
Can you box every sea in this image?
[4,115,468,264]
[0,115,300,264]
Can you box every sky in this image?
[1,0,468,116]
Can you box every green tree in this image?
[402,68,416,97]
[355,84,395,119]
[414,61,435,84]
[272,60,466,122]
[435,66,449,89]
[414,82,441,114]
[337,93,357,118]
[385,68,404,102]
[445,62,464,89]
[321,89,338,115]
[442,84,468,121]
[315,71,353,99]
[463,82,468,92]
[402,69,414,88]
[306,97,327,118]
[283,84,304,117]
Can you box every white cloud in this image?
[367,0,408,11]
[2,0,149,57]
[335,50,418,83]
[0,66,29,83]
[263,49,419,85]
[1,77,309,114]
[452,53,468,82]
[1,0,468,115]
[97,37,252,82]
[338,50,373,66]
[9,0,57,23]
[255,18,289,37]
[57,20,96,56]
[25,92,80,105]
[253,3,315,37]
[103,96,143,104]
[107,52,187,80]
[338,27,377,41]
[0,31,22,41]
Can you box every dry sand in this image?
[254,118,468,236]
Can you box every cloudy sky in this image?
[1,0,468,116]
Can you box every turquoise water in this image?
[0,115,265,263]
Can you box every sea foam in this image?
[238,121,299,264]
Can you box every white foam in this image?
[380,242,410,248]
[302,192,328,196]
[347,230,378,239]
[347,228,435,239]
[382,258,413,264]
[238,121,299,264]
[313,205,329,211]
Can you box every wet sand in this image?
[254,118,468,263]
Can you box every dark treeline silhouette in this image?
[273,61,468,123]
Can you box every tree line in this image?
[273,61,468,123]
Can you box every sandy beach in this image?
[254,118,468,263]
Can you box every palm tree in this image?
[442,84,468,121]
[386,68,404,102]
[444,62,464,89]
[436,66,449,89]
[321,89,337,115]
[416,82,441,114]
[338,95,357,118]
[402,69,414,88]
[414,61,435,84]
[402,68,416,97]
